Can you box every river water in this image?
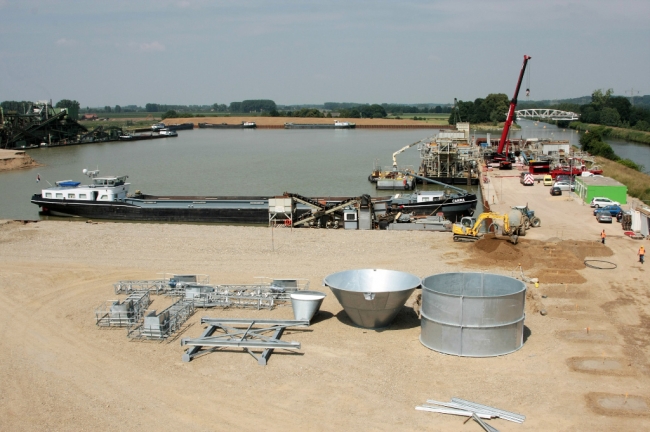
[2,120,648,220]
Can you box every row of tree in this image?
[571,89,650,131]
[580,126,644,171]
[447,94,510,125]
[229,100,277,113]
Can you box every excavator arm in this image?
[452,212,518,243]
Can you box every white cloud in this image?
[135,41,166,52]
[55,38,77,46]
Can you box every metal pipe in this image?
[398,171,467,194]
[451,398,525,423]
[201,318,309,326]
[472,413,500,432]
[180,338,300,349]
[415,406,492,419]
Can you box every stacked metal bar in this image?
[416,397,525,431]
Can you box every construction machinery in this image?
[495,55,531,170]
[452,210,525,244]
[512,205,541,228]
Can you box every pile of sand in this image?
[467,237,614,284]
[0,150,40,172]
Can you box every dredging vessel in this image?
[369,123,480,187]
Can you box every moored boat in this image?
[31,170,476,225]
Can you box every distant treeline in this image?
[323,102,452,115]
[448,94,510,125]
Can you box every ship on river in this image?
[31,169,477,225]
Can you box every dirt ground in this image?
[0,170,649,431]
[0,149,41,172]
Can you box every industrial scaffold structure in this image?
[0,101,87,149]
[127,299,195,341]
[181,318,310,365]
[113,274,210,295]
[94,290,152,327]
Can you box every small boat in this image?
[151,123,166,131]
[387,190,477,221]
[334,121,356,128]
[159,129,178,136]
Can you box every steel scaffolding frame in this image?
[181,318,309,365]
[94,290,151,327]
[113,273,210,295]
[127,299,195,340]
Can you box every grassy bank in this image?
[595,156,650,204]
[569,122,650,145]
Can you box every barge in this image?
[198,122,256,129]
[31,170,477,226]
[284,121,356,129]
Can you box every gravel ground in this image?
[0,172,649,431]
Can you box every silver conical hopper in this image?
[290,291,327,322]
[323,269,420,329]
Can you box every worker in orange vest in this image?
[601,230,606,245]
[639,245,645,264]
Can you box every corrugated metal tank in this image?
[420,272,526,357]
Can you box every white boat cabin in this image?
[414,191,445,203]
[41,176,130,202]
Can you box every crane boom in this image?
[392,139,422,168]
[497,55,531,154]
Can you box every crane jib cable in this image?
[584,260,617,270]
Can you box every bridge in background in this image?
[515,109,580,121]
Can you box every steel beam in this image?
[200,318,309,326]
[181,338,300,350]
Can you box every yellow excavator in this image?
[452,211,525,244]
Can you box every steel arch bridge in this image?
[515,109,580,121]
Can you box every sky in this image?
[0,0,648,107]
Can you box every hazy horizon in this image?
[1,1,648,107]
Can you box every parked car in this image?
[590,197,620,208]
[593,205,623,217]
[543,175,553,186]
[553,181,575,191]
[556,174,573,183]
[597,212,613,223]
[550,186,562,196]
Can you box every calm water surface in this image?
[2,129,478,220]
[2,121,648,220]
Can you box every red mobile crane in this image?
[495,55,531,170]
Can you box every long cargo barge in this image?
[284,121,356,129]
[31,171,477,225]
[198,122,256,129]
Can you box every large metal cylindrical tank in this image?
[324,269,420,329]
[420,272,526,357]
